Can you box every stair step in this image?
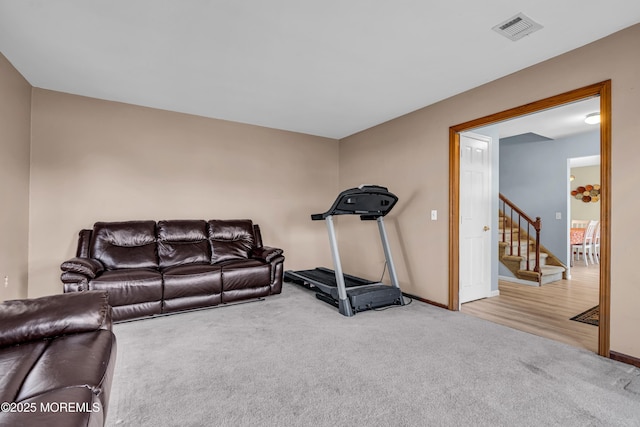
[503,252,548,269]
[502,252,548,261]
[539,265,565,284]
[501,240,536,255]
[521,253,548,269]
[527,252,548,260]
[503,251,548,258]
[516,265,565,285]
[540,265,565,274]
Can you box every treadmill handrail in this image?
[311,185,398,221]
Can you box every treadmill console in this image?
[311,185,398,220]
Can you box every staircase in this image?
[499,194,566,286]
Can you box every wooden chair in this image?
[572,220,599,266]
[593,221,601,264]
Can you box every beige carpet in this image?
[106,283,639,426]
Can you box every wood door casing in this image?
[449,80,611,357]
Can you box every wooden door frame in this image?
[448,80,611,357]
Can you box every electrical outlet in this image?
[556,212,562,220]
[3,276,8,288]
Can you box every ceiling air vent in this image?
[492,13,543,41]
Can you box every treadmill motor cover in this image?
[333,285,403,312]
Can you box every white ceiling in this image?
[1,1,639,139]
[478,96,601,140]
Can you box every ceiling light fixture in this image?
[584,112,601,124]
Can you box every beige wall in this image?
[338,109,450,302]
[0,53,31,301]
[339,23,640,358]
[28,89,338,299]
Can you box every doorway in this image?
[567,155,601,277]
[448,81,611,357]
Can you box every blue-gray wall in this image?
[499,130,599,267]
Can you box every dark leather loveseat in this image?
[0,291,116,427]
[60,219,285,322]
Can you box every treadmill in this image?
[284,185,405,316]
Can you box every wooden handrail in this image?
[500,193,538,226]
[499,194,542,283]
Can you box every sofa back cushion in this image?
[208,219,255,264]
[157,220,211,268]
[90,221,158,270]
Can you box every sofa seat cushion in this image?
[89,269,162,306]
[0,341,48,403]
[220,259,271,302]
[14,330,115,402]
[162,263,222,299]
[220,259,271,287]
[111,302,162,322]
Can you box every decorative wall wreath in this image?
[571,184,600,203]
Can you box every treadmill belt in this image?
[291,268,374,288]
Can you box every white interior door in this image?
[459,132,492,304]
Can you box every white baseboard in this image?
[489,289,500,297]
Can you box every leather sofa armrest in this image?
[60,257,104,278]
[61,272,89,292]
[0,291,112,348]
[251,246,284,263]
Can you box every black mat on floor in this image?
[570,305,599,326]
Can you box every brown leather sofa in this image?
[0,291,116,427]
[60,219,285,322]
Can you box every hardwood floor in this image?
[461,263,600,353]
